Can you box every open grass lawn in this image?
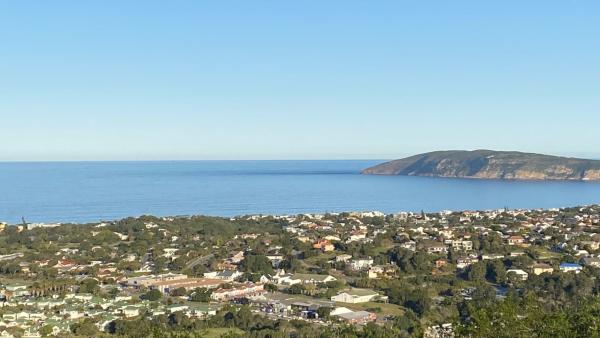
[303,252,337,266]
[534,247,561,260]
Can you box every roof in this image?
[560,263,582,268]
[291,274,334,282]
[343,288,378,297]
[149,278,223,288]
[532,263,552,268]
[336,310,373,320]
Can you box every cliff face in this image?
[362,150,600,181]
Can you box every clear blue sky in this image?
[1,1,599,160]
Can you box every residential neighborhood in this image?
[2,205,600,337]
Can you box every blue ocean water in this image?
[1,160,600,224]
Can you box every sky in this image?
[1,1,599,161]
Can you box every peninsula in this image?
[362,150,600,181]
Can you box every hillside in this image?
[362,150,600,181]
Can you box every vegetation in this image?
[362,149,600,180]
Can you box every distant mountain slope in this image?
[362,150,600,181]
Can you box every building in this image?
[424,242,448,254]
[331,288,384,304]
[580,240,600,251]
[148,278,225,294]
[581,257,600,268]
[481,254,504,260]
[203,270,243,282]
[313,239,335,252]
[124,273,188,288]
[451,240,473,251]
[531,263,554,275]
[210,283,265,301]
[399,241,416,251]
[334,310,377,324]
[271,273,336,285]
[559,263,583,273]
[506,269,529,281]
[507,235,525,245]
[335,254,352,263]
[456,257,478,270]
[349,258,374,271]
[123,274,225,293]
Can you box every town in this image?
[1,205,600,337]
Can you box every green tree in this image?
[141,289,162,301]
[487,260,507,284]
[468,262,486,281]
[71,318,100,336]
[190,288,212,302]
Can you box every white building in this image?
[349,258,374,271]
[506,269,529,281]
[331,288,384,304]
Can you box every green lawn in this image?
[303,252,336,266]
[534,248,561,260]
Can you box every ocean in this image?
[1,160,600,224]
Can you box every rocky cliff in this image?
[362,150,600,181]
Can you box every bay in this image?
[1,160,599,224]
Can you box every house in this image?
[531,263,554,275]
[121,306,140,318]
[22,328,41,338]
[580,257,600,268]
[331,288,385,304]
[313,239,335,252]
[435,259,447,269]
[203,270,243,282]
[3,285,29,298]
[559,263,583,273]
[334,310,377,324]
[125,273,225,293]
[167,304,188,313]
[347,229,367,242]
[424,242,448,254]
[210,283,265,301]
[424,324,454,338]
[456,257,478,270]
[162,248,179,258]
[186,304,218,318]
[369,264,397,278]
[580,240,600,251]
[229,251,245,264]
[335,254,352,263]
[451,240,473,251]
[148,278,224,294]
[0,331,14,338]
[349,258,374,271]
[330,307,354,316]
[481,254,504,260]
[507,235,525,245]
[506,269,529,281]
[399,241,416,251]
[272,273,336,285]
[124,273,188,288]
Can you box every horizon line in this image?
[0,158,391,164]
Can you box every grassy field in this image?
[303,252,337,266]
